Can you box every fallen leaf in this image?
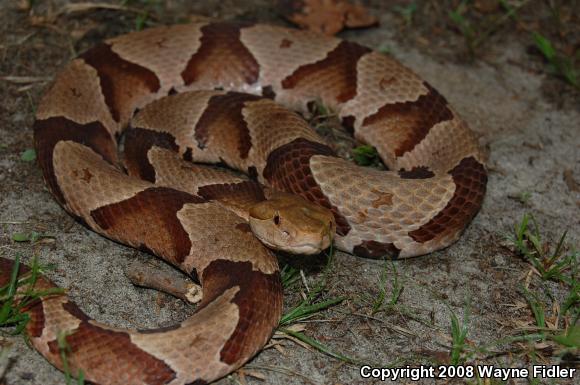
[69,20,99,40]
[17,0,31,11]
[20,148,37,162]
[280,0,378,36]
[343,2,377,28]
[418,348,450,364]
[474,0,500,13]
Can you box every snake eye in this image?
[273,214,280,225]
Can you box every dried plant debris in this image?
[563,170,580,193]
[279,0,378,36]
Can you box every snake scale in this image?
[1,21,487,384]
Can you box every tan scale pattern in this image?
[340,52,428,123]
[32,296,83,359]
[148,147,262,220]
[189,93,261,170]
[395,111,486,173]
[148,146,247,195]
[48,319,178,385]
[36,60,119,136]
[133,95,325,179]
[130,287,240,384]
[131,90,219,159]
[355,85,454,168]
[241,99,326,178]
[108,24,206,94]
[52,141,151,229]
[341,53,430,168]
[278,41,371,107]
[178,202,278,275]
[309,156,455,257]
[240,24,341,109]
[180,22,261,94]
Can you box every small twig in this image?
[125,261,202,304]
[0,76,51,84]
[0,221,28,224]
[244,365,320,385]
[0,347,12,380]
[342,310,417,337]
[58,2,154,18]
[300,269,310,293]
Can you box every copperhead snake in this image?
[1,21,487,385]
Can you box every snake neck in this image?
[262,138,334,196]
[262,138,351,236]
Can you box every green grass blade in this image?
[0,256,21,324]
[279,328,359,365]
[280,296,346,326]
[533,32,556,62]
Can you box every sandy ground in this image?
[0,1,578,384]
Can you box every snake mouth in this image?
[280,234,333,255]
[255,231,332,255]
[287,243,325,255]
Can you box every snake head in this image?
[248,192,336,255]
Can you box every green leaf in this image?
[394,3,417,24]
[449,10,464,26]
[135,12,148,31]
[20,148,36,162]
[522,288,546,328]
[280,264,301,289]
[12,233,31,242]
[449,303,470,365]
[378,45,392,54]
[0,255,20,325]
[561,283,579,316]
[533,32,556,62]
[352,145,379,166]
[12,231,45,243]
[77,369,85,385]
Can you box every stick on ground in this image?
[125,260,202,304]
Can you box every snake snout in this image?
[248,193,336,255]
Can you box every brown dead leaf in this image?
[17,0,31,11]
[187,14,214,23]
[474,0,500,13]
[418,348,450,364]
[343,2,377,28]
[69,20,99,41]
[239,369,266,381]
[28,14,53,27]
[280,0,378,36]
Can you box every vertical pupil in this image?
[274,215,280,225]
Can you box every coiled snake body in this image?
[2,21,487,384]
